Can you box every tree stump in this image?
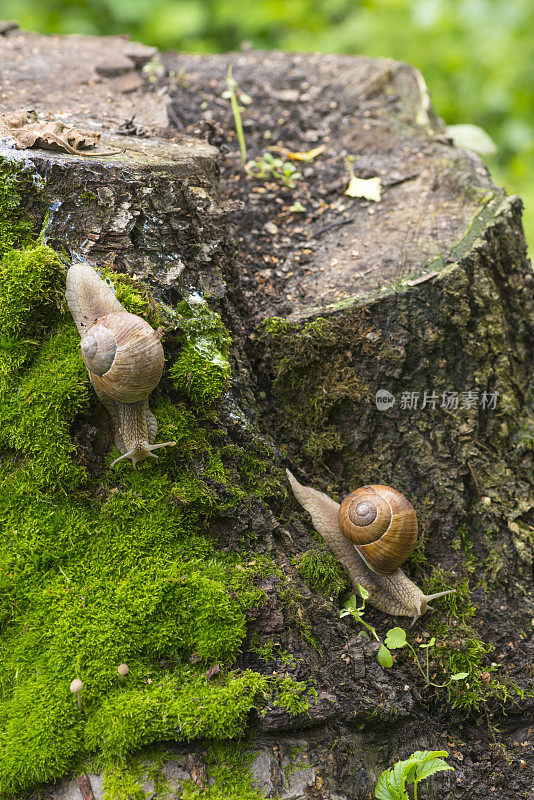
[0,28,532,800]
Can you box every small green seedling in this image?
[340,587,394,668]
[289,200,306,213]
[375,750,453,800]
[224,65,248,163]
[246,152,302,189]
[385,627,468,688]
[340,587,378,637]
[341,587,469,682]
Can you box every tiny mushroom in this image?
[117,663,129,682]
[70,677,83,709]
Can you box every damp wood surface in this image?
[0,27,532,800]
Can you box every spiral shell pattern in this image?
[338,485,417,575]
[86,312,164,404]
[81,324,117,375]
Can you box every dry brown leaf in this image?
[0,109,120,157]
[205,663,221,679]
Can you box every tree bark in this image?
[0,28,532,800]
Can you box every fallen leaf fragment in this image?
[277,145,326,162]
[345,175,382,201]
[344,155,382,202]
[0,108,121,157]
[206,663,221,679]
[446,123,497,155]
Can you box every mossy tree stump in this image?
[0,29,532,800]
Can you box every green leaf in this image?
[405,760,418,784]
[340,595,360,618]
[419,636,436,649]
[378,645,393,668]
[385,627,407,649]
[389,758,416,796]
[450,672,469,681]
[415,757,454,782]
[358,584,370,601]
[410,750,449,763]
[375,769,399,800]
[404,750,450,785]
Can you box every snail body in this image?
[66,262,176,468]
[286,470,454,622]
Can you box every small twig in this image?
[76,774,95,800]
[467,460,481,493]
[407,271,439,286]
[226,65,247,163]
[314,217,354,238]
[167,103,185,131]
[383,172,419,187]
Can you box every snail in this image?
[286,470,455,623]
[66,262,176,468]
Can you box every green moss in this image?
[423,569,476,621]
[81,189,97,203]
[0,243,66,391]
[422,571,524,713]
[85,670,268,763]
[294,548,349,600]
[277,580,321,652]
[270,674,317,715]
[0,323,89,488]
[0,160,313,796]
[248,637,299,670]
[170,295,231,405]
[101,762,151,800]
[0,158,43,257]
[96,742,270,800]
[101,266,163,328]
[0,244,64,337]
[0,244,90,488]
[249,636,277,663]
[451,524,478,574]
[257,313,378,466]
[0,406,297,795]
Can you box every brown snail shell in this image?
[338,485,417,575]
[81,323,117,375]
[80,311,164,404]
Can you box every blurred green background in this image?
[3,0,533,250]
